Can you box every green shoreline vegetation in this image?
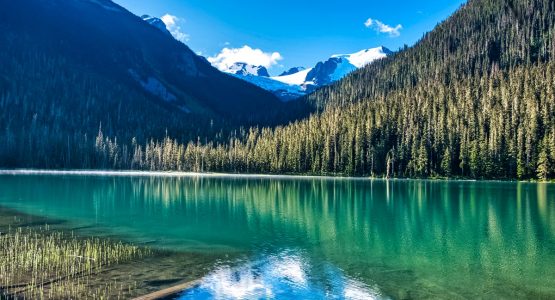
[0,226,151,299]
[88,61,555,181]
[0,208,228,299]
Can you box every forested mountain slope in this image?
[0,0,289,122]
[0,0,305,167]
[306,0,555,110]
[100,0,555,180]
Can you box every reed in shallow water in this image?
[0,226,151,299]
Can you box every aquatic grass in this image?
[0,226,151,299]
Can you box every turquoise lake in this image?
[0,173,554,299]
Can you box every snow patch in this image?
[128,69,177,102]
[142,77,177,102]
[234,74,305,101]
[332,47,390,68]
[279,67,306,77]
[328,58,357,82]
[227,63,269,77]
[208,46,392,101]
[177,52,198,77]
[271,68,312,86]
[142,15,172,36]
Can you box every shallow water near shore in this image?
[0,172,554,299]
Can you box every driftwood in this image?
[132,279,202,300]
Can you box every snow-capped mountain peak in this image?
[272,68,312,86]
[142,15,172,36]
[304,46,392,86]
[331,46,392,68]
[208,46,392,101]
[279,67,306,77]
[226,62,270,77]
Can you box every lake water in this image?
[0,172,554,299]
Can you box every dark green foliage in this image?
[0,0,310,168]
[1,0,554,180]
[537,138,552,179]
[305,0,555,110]
[96,62,554,180]
[0,0,293,123]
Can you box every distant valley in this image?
[213,47,393,101]
[141,15,392,101]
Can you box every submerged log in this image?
[133,279,202,300]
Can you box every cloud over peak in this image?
[161,14,189,42]
[208,46,283,71]
[364,18,402,37]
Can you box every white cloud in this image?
[364,18,402,37]
[161,14,189,42]
[208,45,283,71]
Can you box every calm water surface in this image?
[0,173,554,299]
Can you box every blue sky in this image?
[114,0,466,75]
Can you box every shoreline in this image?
[0,169,549,184]
[0,169,538,183]
[0,169,369,180]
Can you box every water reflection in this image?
[0,175,554,298]
[178,251,384,300]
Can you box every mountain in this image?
[303,47,393,86]
[230,75,307,101]
[141,0,554,181]
[0,0,303,168]
[0,0,289,124]
[141,15,171,36]
[225,62,270,77]
[221,47,392,101]
[3,0,554,180]
[217,63,307,101]
[279,67,306,76]
[305,0,555,109]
